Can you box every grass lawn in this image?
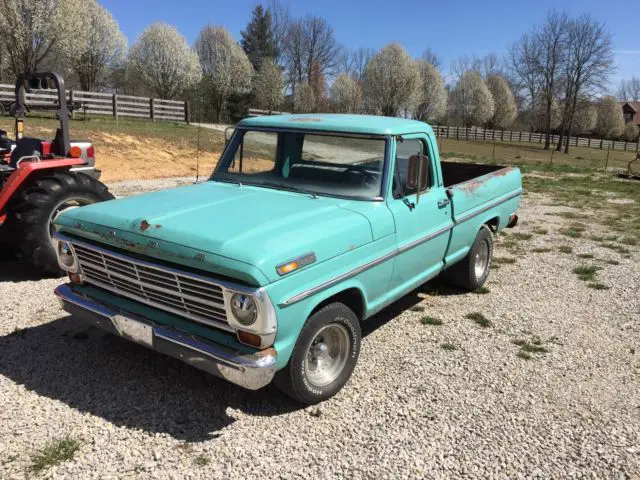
[438,137,637,171]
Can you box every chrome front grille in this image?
[72,242,231,330]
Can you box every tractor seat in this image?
[9,137,42,168]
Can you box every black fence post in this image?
[112,94,118,119]
[184,101,190,124]
[150,98,155,121]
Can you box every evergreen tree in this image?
[240,5,276,70]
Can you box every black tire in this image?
[274,302,361,404]
[8,171,114,275]
[443,224,493,290]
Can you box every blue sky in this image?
[102,0,637,88]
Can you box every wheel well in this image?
[310,288,365,321]
[485,217,500,233]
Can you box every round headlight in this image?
[230,293,257,326]
[58,241,76,269]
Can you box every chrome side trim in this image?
[55,283,277,390]
[279,189,522,308]
[280,223,454,307]
[454,189,522,225]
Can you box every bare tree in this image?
[330,73,362,113]
[487,74,517,129]
[595,95,625,138]
[253,57,283,112]
[266,0,290,65]
[340,47,374,82]
[363,43,420,117]
[450,53,502,82]
[283,16,341,98]
[508,33,543,119]
[129,23,201,99]
[531,11,569,149]
[555,15,614,153]
[618,76,640,102]
[414,60,447,122]
[421,48,442,70]
[67,0,126,91]
[449,70,495,127]
[195,25,253,122]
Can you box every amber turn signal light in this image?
[237,330,262,348]
[69,146,83,158]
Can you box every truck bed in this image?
[440,161,506,188]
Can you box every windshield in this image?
[213,129,388,200]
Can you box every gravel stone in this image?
[0,181,638,479]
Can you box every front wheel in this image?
[274,302,361,404]
[443,224,493,290]
[9,171,114,275]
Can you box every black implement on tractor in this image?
[0,72,114,275]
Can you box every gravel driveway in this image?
[1,178,638,479]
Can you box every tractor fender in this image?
[0,158,85,215]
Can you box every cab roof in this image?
[238,114,434,136]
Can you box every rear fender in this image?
[0,158,84,213]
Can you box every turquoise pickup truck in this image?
[53,114,521,404]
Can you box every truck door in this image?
[387,134,453,294]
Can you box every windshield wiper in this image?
[256,181,318,199]
[213,173,243,187]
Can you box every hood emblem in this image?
[148,241,159,249]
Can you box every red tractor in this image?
[0,72,114,274]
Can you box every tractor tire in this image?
[8,171,114,275]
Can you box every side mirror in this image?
[407,154,429,190]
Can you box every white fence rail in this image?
[433,125,640,152]
[0,84,189,123]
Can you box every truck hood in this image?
[56,181,374,285]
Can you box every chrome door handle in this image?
[438,199,450,209]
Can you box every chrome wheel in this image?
[305,324,351,387]
[474,240,490,279]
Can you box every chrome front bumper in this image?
[54,284,277,390]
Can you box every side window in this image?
[229,131,278,174]
[394,138,430,198]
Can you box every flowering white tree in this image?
[486,74,517,129]
[414,60,447,122]
[570,102,597,134]
[129,23,201,99]
[294,83,315,113]
[363,43,420,117]
[623,122,639,142]
[252,57,283,112]
[195,26,253,122]
[67,0,126,91]
[330,73,362,113]
[450,71,495,127]
[0,0,80,76]
[595,96,625,139]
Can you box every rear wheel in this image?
[443,225,493,290]
[8,171,114,275]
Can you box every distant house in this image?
[622,102,640,126]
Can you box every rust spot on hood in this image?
[140,220,150,231]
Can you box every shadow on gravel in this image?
[0,258,48,282]
[0,277,468,442]
[362,278,468,336]
[0,316,301,442]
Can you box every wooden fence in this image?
[0,84,189,123]
[433,125,640,153]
